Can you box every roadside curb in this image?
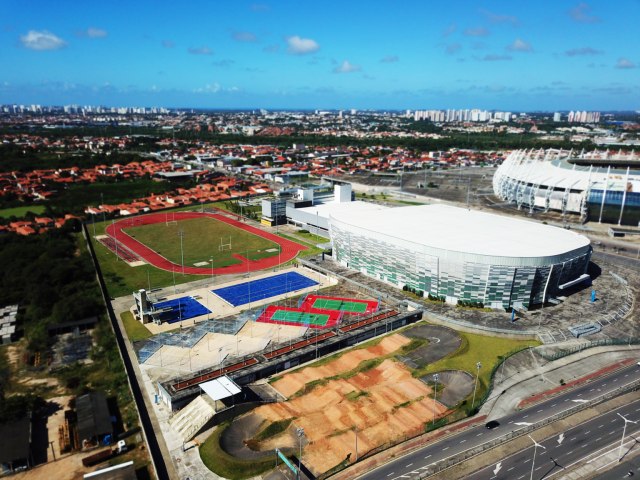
[517,357,636,409]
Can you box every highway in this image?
[357,362,640,480]
[466,397,640,480]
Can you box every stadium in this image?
[493,148,640,225]
[329,204,592,310]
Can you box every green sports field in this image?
[271,309,331,326]
[122,216,281,268]
[311,298,368,313]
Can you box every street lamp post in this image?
[178,230,185,275]
[472,361,482,409]
[432,373,440,425]
[618,413,637,461]
[528,435,546,480]
[296,427,305,480]
[210,256,214,286]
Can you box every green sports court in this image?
[301,294,379,315]
[257,305,342,329]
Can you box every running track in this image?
[104,211,307,275]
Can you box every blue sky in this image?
[1,0,638,110]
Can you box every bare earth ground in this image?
[241,335,449,475]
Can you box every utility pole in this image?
[472,361,482,409]
[178,229,185,275]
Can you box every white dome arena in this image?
[329,204,592,309]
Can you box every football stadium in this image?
[493,148,640,225]
[329,204,592,309]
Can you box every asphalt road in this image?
[467,397,640,480]
[357,363,640,480]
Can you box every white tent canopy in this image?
[199,376,241,402]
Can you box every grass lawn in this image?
[200,423,280,480]
[122,216,281,268]
[0,204,46,218]
[295,230,329,244]
[120,311,153,342]
[277,232,323,257]
[413,327,540,410]
[89,220,203,298]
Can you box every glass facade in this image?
[331,220,591,310]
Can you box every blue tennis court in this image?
[212,271,318,307]
[152,296,211,323]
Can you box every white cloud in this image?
[480,54,512,62]
[507,38,532,52]
[615,58,636,69]
[569,3,601,23]
[445,43,462,55]
[193,83,241,94]
[188,46,213,55]
[86,27,107,38]
[194,83,221,93]
[333,60,361,73]
[464,27,489,37]
[232,31,257,42]
[20,30,67,50]
[565,46,603,56]
[442,23,456,37]
[380,55,399,63]
[480,9,519,26]
[286,35,319,55]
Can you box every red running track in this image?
[104,211,307,276]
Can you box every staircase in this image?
[169,395,217,442]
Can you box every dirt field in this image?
[244,334,449,475]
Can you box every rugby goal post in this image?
[218,236,232,252]
[165,212,178,226]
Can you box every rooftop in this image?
[329,204,591,258]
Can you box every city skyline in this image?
[1,0,639,110]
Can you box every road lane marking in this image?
[405,463,412,468]
[598,424,604,428]
[508,466,515,472]
[424,454,431,459]
[551,403,557,407]
[442,446,449,451]
[537,409,543,413]
[460,439,466,444]
[387,473,394,477]
[476,432,484,437]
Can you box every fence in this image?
[539,337,640,361]
[298,258,405,307]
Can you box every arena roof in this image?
[329,204,590,258]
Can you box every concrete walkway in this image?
[482,345,640,420]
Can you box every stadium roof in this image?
[330,204,590,258]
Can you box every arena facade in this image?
[493,148,640,226]
[329,204,591,310]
